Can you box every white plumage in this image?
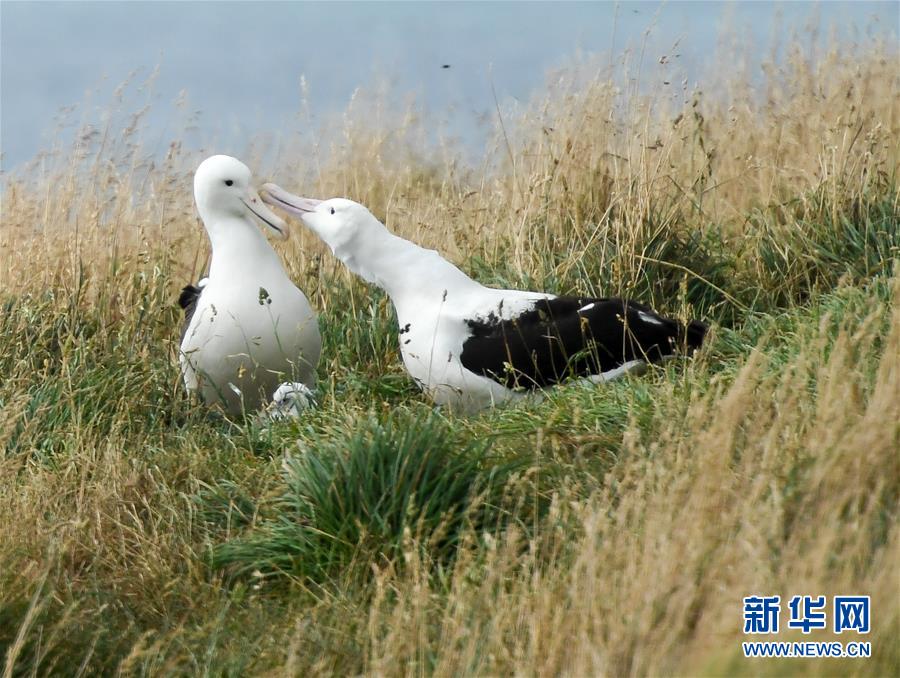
[262,185,706,414]
[178,156,321,416]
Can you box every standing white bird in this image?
[262,185,706,413]
[179,156,321,416]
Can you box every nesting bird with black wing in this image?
[262,185,706,413]
[178,156,321,416]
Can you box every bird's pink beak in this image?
[261,183,323,215]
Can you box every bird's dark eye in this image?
[330,207,335,215]
[224,179,233,186]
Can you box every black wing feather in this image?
[459,296,706,390]
[178,283,203,343]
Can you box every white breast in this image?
[180,275,321,415]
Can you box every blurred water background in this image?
[1,1,897,172]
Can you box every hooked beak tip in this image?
[242,194,288,240]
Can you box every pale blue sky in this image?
[1,1,897,171]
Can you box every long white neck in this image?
[205,216,285,281]
[334,225,481,304]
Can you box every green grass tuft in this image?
[210,412,530,585]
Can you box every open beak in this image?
[242,186,288,240]
[261,183,323,216]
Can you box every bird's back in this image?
[459,295,706,390]
[392,283,706,409]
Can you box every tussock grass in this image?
[211,412,530,586]
[2,30,898,676]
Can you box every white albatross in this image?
[178,156,321,416]
[262,185,707,413]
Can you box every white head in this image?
[262,183,474,295]
[194,155,288,240]
[261,183,385,257]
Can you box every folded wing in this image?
[459,296,706,389]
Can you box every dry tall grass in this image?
[360,284,900,676]
[1,31,898,676]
